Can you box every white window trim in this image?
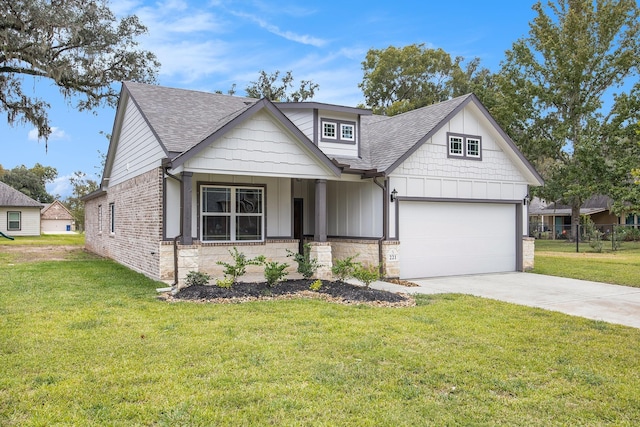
[200,185,265,242]
[320,118,357,144]
[7,211,21,231]
[447,132,482,160]
[322,121,337,140]
[466,137,481,158]
[340,123,355,141]
[448,135,464,157]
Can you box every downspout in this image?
[164,167,182,287]
[373,177,387,278]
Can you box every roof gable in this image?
[169,98,341,177]
[123,81,258,154]
[41,200,73,220]
[337,94,543,186]
[0,181,43,208]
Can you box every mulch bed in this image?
[164,279,415,307]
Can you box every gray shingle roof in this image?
[123,81,258,154]
[334,94,473,173]
[0,181,43,208]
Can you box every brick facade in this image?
[84,168,164,279]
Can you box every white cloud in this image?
[47,175,73,199]
[28,127,68,142]
[231,11,327,47]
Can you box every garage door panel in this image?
[399,201,516,278]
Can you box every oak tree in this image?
[245,70,318,102]
[497,0,640,237]
[1,0,160,141]
[359,44,495,116]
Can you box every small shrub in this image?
[185,271,210,287]
[286,243,320,279]
[589,232,604,253]
[215,277,234,289]
[217,247,265,283]
[309,279,323,291]
[264,261,289,287]
[331,255,359,282]
[353,263,380,288]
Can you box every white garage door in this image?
[399,201,516,278]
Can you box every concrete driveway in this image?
[372,272,640,329]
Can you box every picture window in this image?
[201,185,264,242]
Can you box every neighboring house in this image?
[529,195,622,238]
[0,181,43,237]
[83,82,543,285]
[41,200,75,233]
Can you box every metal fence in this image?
[530,222,640,247]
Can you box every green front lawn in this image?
[0,232,84,246]
[533,240,640,287]
[1,256,639,425]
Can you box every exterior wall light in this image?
[390,188,398,202]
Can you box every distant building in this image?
[0,181,43,237]
[41,200,75,233]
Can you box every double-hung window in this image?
[201,185,264,242]
[447,132,482,160]
[7,211,20,230]
[109,203,115,234]
[98,205,103,233]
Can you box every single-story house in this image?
[41,200,75,233]
[0,181,43,237]
[529,195,624,239]
[83,82,543,285]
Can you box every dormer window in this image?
[321,119,356,144]
[447,132,482,160]
[341,123,354,141]
[323,122,336,139]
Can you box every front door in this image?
[294,198,304,253]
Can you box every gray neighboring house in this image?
[83,81,543,285]
[0,181,43,237]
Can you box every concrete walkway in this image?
[371,272,640,329]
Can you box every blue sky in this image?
[1,0,538,198]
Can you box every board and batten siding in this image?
[327,180,382,238]
[109,97,166,187]
[292,179,382,238]
[388,104,529,239]
[184,110,335,180]
[1,208,41,236]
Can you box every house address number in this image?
[387,249,398,262]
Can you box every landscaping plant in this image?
[286,243,320,279]
[331,255,359,281]
[352,263,380,288]
[263,261,289,287]
[184,271,211,287]
[216,247,265,284]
